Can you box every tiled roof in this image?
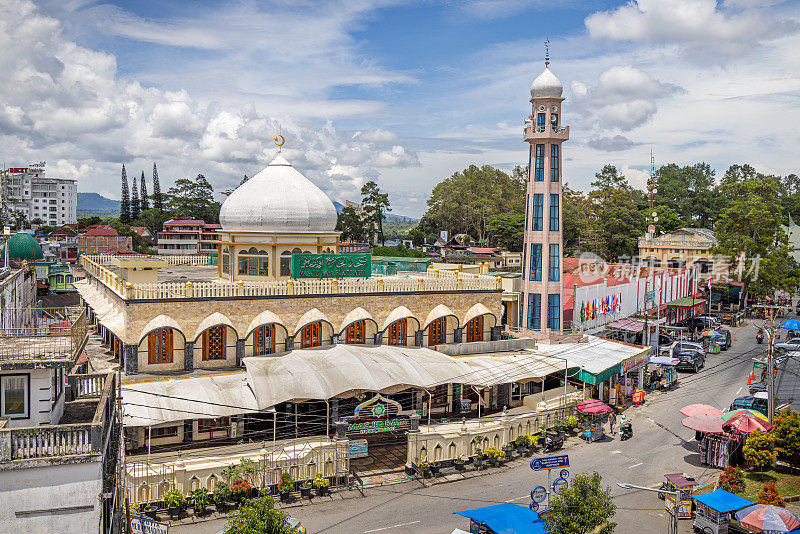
[83,225,118,236]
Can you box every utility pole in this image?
[768,309,776,424]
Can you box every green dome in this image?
[2,233,43,261]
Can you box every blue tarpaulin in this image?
[692,489,753,513]
[455,503,546,534]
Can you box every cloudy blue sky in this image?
[1,0,799,217]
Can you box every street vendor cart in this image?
[692,489,753,534]
[649,356,679,390]
[663,473,699,520]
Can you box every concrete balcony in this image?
[523,124,570,142]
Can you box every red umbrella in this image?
[680,404,723,418]
[576,399,614,415]
[723,412,773,434]
[681,414,724,433]
[736,504,800,532]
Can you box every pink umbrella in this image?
[576,399,614,415]
[723,413,773,434]
[736,504,800,532]
[681,414,725,434]
[680,404,723,418]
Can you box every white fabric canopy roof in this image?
[458,353,564,386]
[122,373,259,426]
[534,335,650,375]
[243,345,476,409]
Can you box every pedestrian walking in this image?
[609,410,616,436]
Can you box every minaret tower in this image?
[521,40,569,333]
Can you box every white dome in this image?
[530,67,563,99]
[219,153,338,233]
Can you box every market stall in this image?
[663,473,699,520]
[576,399,612,443]
[692,489,753,534]
[650,356,679,390]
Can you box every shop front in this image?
[616,351,650,405]
[665,297,707,325]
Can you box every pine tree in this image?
[140,171,150,211]
[131,174,140,220]
[120,165,130,224]
[152,163,164,212]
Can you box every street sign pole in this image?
[768,309,776,424]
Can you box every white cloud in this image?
[585,0,798,57]
[571,66,680,131]
[352,129,398,143]
[587,135,641,152]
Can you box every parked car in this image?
[775,337,800,353]
[696,314,723,327]
[675,350,705,372]
[670,341,705,355]
[729,394,768,417]
[677,317,719,332]
[749,382,767,395]
[713,329,732,350]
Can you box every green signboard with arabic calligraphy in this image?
[291,253,371,279]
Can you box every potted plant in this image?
[278,472,294,503]
[484,446,506,467]
[503,443,515,459]
[312,472,330,496]
[213,482,233,511]
[188,487,209,516]
[129,502,141,514]
[163,489,185,520]
[418,457,432,478]
[300,480,313,499]
[232,478,252,502]
[145,501,160,520]
[562,415,578,434]
[453,455,466,472]
[473,450,484,469]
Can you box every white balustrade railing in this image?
[80,255,502,301]
[9,425,93,459]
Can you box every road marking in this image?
[737,387,742,395]
[628,462,643,469]
[611,450,621,454]
[505,495,530,502]
[364,521,421,533]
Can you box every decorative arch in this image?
[207,474,218,492]
[189,476,200,491]
[137,314,184,343]
[293,308,333,336]
[423,304,459,330]
[463,303,498,328]
[245,310,287,338]
[193,312,238,341]
[339,307,377,334]
[381,306,421,331]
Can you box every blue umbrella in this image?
[780,319,800,331]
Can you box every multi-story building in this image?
[1,164,77,226]
[638,227,742,283]
[157,219,219,255]
[520,48,568,334]
[78,225,132,254]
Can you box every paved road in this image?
[173,322,763,534]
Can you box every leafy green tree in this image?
[744,429,776,470]
[407,215,440,247]
[423,165,525,245]
[563,184,588,256]
[718,466,746,494]
[712,169,800,304]
[586,165,646,261]
[120,164,130,224]
[140,171,149,211]
[152,163,164,212]
[486,212,524,251]
[136,208,171,238]
[758,481,786,507]
[336,206,366,242]
[77,216,103,229]
[361,181,391,245]
[372,244,422,257]
[651,204,683,235]
[164,175,221,223]
[110,221,156,254]
[224,495,295,534]
[130,174,140,220]
[774,408,800,467]
[543,471,616,533]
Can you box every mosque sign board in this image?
[345,394,412,437]
[291,253,371,279]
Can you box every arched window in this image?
[300,321,322,348]
[465,316,484,343]
[202,325,227,361]
[280,251,292,277]
[253,324,275,355]
[148,328,173,364]
[237,248,269,276]
[428,317,447,346]
[344,320,366,344]
[387,319,407,346]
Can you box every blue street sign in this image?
[530,454,570,471]
[529,501,539,512]
[531,486,548,503]
[553,477,568,494]
[560,468,570,479]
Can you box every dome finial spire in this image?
[544,38,550,68]
[274,125,285,153]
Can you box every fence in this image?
[126,437,350,503]
[0,308,88,362]
[89,253,212,266]
[406,398,586,467]
[80,255,502,301]
[0,372,116,461]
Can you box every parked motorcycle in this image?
[757,329,764,344]
[620,422,633,441]
[539,431,565,452]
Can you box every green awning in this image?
[578,364,622,385]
